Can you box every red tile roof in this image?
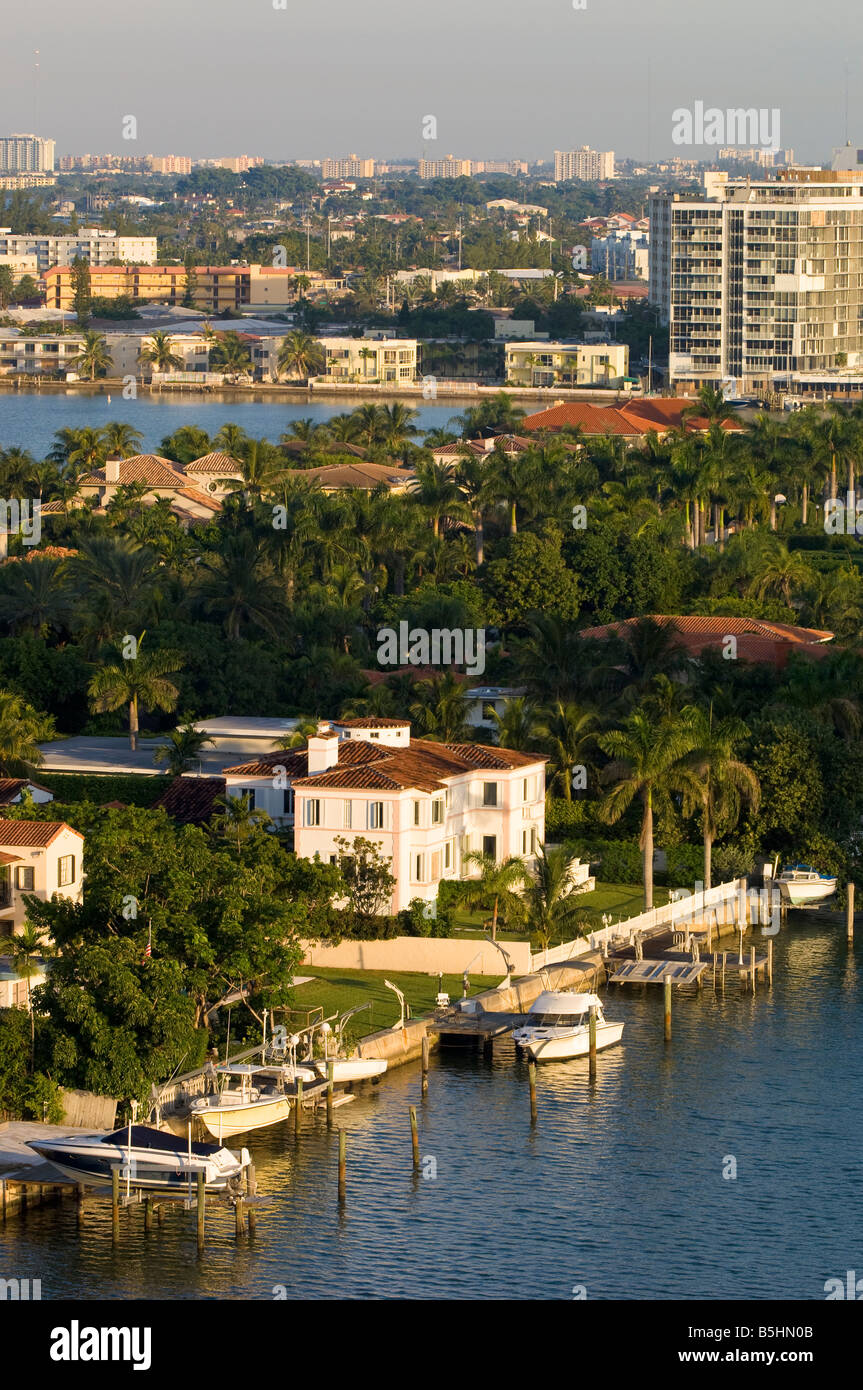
[292,736,544,793]
[0,779,53,805]
[618,399,743,432]
[78,455,187,488]
[521,403,643,436]
[335,717,410,729]
[185,452,244,475]
[154,777,227,824]
[0,820,82,847]
[581,615,834,669]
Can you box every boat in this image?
[190,1063,308,1140]
[27,1124,250,1191]
[312,1056,387,1083]
[511,991,624,1062]
[776,864,838,907]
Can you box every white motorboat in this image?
[512,991,624,1062]
[191,1064,307,1140]
[27,1124,250,1191]
[312,1056,387,1083]
[776,864,838,907]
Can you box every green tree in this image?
[70,256,92,325]
[679,705,760,888]
[153,722,215,776]
[459,849,527,940]
[88,635,182,751]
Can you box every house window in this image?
[531,827,537,854]
[431,851,442,880]
[523,777,530,801]
[240,789,256,810]
[370,731,380,739]
[483,782,498,807]
[413,854,424,882]
[444,840,451,870]
[58,855,75,887]
[344,800,352,828]
[431,798,444,825]
[460,834,470,857]
[283,788,295,816]
[482,836,497,861]
[306,799,322,827]
[369,802,384,830]
[16,866,34,891]
[413,800,421,826]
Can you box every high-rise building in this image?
[147,155,192,175]
[650,170,863,396]
[0,229,158,272]
[0,134,55,174]
[554,147,614,182]
[418,155,473,179]
[322,155,374,180]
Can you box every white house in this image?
[0,820,84,936]
[221,718,546,914]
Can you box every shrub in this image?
[564,837,644,884]
[665,844,705,889]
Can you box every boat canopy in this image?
[529,991,601,1014]
[101,1125,223,1156]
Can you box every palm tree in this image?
[489,697,539,751]
[12,923,51,1065]
[101,421,144,458]
[378,402,419,457]
[69,536,162,642]
[138,331,184,379]
[459,850,527,940]
[67,428,107,472]
[70,330,112,382]
[0,555,75,636]
[538,700,600,801]
[210,332,252,383]
[748,540,814,608]
[520,844,590,951]
[88,635,182,751]
[358,346,375,380]
[213,423,249,457]
[408,459,471,538]
[219,440,286,500]
[354,404,383,449]
[193,531,286,640]
[598,709,698,909]
[0,691,47,774]
[212,792,272,851]
[274,717,318,749]
[679,705,760,888]
[277,331,324,381]
[409,671,470,741]
[153,722,215,776]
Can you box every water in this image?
[0,390,460,458]
[2,919,860,1300]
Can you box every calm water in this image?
[0,390,459,457]
[2,918,860,1300]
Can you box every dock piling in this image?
[847,882,855,941]
[196,1172,205,1252]
[326,1060,334,1129]
[421,1035,430,1097]
[145,1197,154,1233]
[235,1196,245,1239]
[111,1168,119,1243]
[750,946,757,994]
[246,1161,257,1234]
[588,1006,597,1080]
[767,937,774,986]
[294,1078,303,1136]
[663,975,672,1042]
[409,1104,420,1171]
[528,1059,538,1124]
[338,1129,346,1204]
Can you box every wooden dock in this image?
[426,1010,524,1044]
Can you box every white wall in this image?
[302,935,533,976]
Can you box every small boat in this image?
[191,1063,307,1140]
[776,864,838,907]
[27,1124,249,1191]
[312,1056,387,1083]
[512,991,624,1062]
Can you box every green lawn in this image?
[448,881,667,946]
[288,967,500,1040]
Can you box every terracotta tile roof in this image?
[618,399,744,433]
[222,739,390,778]
[292,736,545,793]
[288,462,414,490]
[35,501,66,514]
[580,615,834,669]
[334,717,410,729]
[521,403,643,436]
[0,820,82,847]
[174,487,222,512]
[281,440,367,460]
[439,743,547,769]
[0,778,53,805]
[185,452,244,475]
[77,455,188,488]
[154,776,227,824]
[2,546,77,566]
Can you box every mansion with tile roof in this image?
[217,717,547,913]
[0,820,84,934]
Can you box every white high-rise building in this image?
[322,154,374,180]
[554,147,615,182]
[0,134,55,174]
[650,169,863,397]
[0,229,158,272]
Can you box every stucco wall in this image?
[302,935,534,976]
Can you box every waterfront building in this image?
[650,169,863,397]
[0,820,84,936]
[322,154,375,180]
[0,229,157,272]
[220,718,546,914]
[505,340,629,388]
[0,134,55,174]
[554,147,615,182]
[0,330,85,376]
[316,337,418,384]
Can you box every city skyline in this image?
[2,0,858,165]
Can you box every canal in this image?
[1,918,860,1300]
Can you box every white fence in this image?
[529,877,763,970]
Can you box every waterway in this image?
[1,918,860,1300]
[0,390,460,458]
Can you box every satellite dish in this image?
[571,245,588,270]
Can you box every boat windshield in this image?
[527,1012,588,1028]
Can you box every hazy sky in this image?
[3,0,859,164]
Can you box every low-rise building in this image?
[505,340,629,388]
[0,228,156,272]
[0,820,84,936]
[318,337,417,384]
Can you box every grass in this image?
[448,881,669,946]
[288,966,500,1039]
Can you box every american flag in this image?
[142,925,152,963]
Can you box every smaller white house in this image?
[463,687,528,739]
[0,820,84,936]
[505,341,630,389]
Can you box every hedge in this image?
[35,773,170,808]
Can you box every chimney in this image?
[104,453,122,484]
[307,722,339,775]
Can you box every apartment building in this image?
[220,718,546,914]
[318,337,417,383]
[0,229,158,272]
[554,147,615,182]
[322,155,374,180]
[505,340,629,388]
[0,331,85,376]
[0,820,84,936]
[650,169,863,396]
[44,263,250,312]
[590,229,650,281]
[148,155,192,175]
[418,155,473,179]
[0,134,55,173]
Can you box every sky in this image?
[2,0,860,165]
